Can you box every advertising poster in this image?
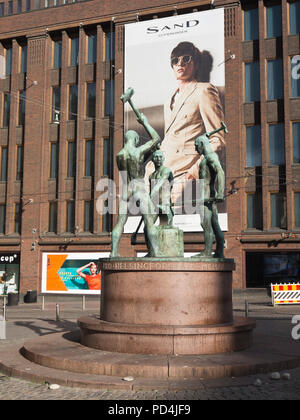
[123,9,227,233]
[42,252,110,295]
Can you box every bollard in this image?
[0,302,6,340]
[56,303,60,321]
[245,299,249,317]
[0,315,6,340]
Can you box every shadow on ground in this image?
[14,319,78,337]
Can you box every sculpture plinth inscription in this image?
[101,259,235,272]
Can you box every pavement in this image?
[0,291,300,400]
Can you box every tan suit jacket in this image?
[161,81,225,181]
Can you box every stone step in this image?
[0,341,214,391]
[1,327,300,390]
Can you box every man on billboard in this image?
[124,8,226,231]
[160,41,225,202]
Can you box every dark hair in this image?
[170,42,213,83]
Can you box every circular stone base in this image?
[88,257,255,355]
[99,258,236,326]
[78,316,256,355]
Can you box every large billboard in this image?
[123,9,226,233]
[42,252,110,295]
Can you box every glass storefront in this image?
[0,253,20,295]
[246,252,300,288]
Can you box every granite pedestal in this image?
[78,258,255,355]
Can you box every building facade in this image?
[0,0,299,293]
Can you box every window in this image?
[14,203,21,234]
[52,86,60,121]
[50,143,58,179]
[270,193,287,229]
[247,193,263,229]
[67,141,76,177]
[69,85,78,120]
[0,3,4,16]
[267,59,284,100]
[246,126,262,167]
[8,1,13,15]
[291,57,300,98]
[266,4,282,38]
[86,82,96,119]
[244,8,259,41]
[105,80,114,116]
[103,138,112,177]
[88,34,97,64]
[53,40,62,69]
[105,32,115,61]
[293,122,300,163]
[104,32,115,117]
[102,210,112,233]
[35,0,40,9]
[70,37,79,66]
[18,92,26,126]
[17,0,22,13]
[269,123,285,165]
[246,252,300,287]
[21,45,27,73]
[0,147,7,181]
[85,140,94,176]
[0,204,5,234]
[16,145,23,180]
[3,93,10,127]
[290,2,300,35]
[84,200,93,232]
[66,201,75,232]
[245,62,260,102]
[25,0,30,11]
[295,192,300,227]
[48,202,57,233]
[5,48,12,76]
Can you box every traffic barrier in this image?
[271,283,300,306]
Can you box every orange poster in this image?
[42,252,109,295]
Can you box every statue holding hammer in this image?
[193,122,228,259]
[110,88,161,258]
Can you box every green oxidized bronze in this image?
[193,121,228,259]
[149,150,174,227]
[110,88,228,260]
[110,88,161,258]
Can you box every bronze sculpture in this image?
[110,88,228,260]
[149,150,174,227]
[110,88,161,258]
[193,122,228,259]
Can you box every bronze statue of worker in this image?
[193,122,227,259]
[149,150,174,227]
[110,88,161,258]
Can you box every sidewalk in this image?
[0,291,300,400]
